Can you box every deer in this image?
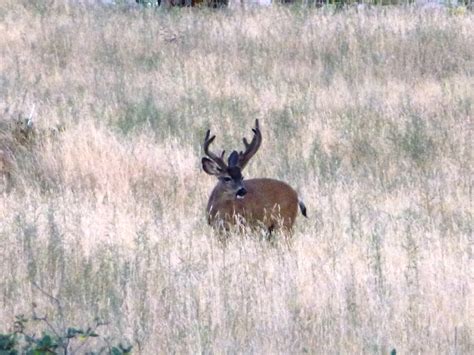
[202,119,307,234]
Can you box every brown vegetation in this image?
[0,1,472,353]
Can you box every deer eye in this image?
[222,177,232,182]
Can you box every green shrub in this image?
[0,314,132,354]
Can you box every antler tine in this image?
[238,119,262,170]
[203,129,227,170]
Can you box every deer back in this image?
[207,178,299,230]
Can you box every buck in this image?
[202,119,307,233]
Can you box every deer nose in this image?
[236,187,247,197]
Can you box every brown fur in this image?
[207,178,299,232]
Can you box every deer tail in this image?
[298,199,307,218]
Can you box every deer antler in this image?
[203,129,228,171]
[238,119,262,170]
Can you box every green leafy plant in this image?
[0,314,132,355]
[0,284,132,355]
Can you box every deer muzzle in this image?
[236,187,247,199]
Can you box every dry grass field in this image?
[0,1,473,353]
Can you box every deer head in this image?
[201,119,262,199]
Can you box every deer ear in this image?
[202,157,222,176]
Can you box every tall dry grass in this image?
[0,1,473,353]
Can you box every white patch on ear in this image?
[202,157,222,176]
